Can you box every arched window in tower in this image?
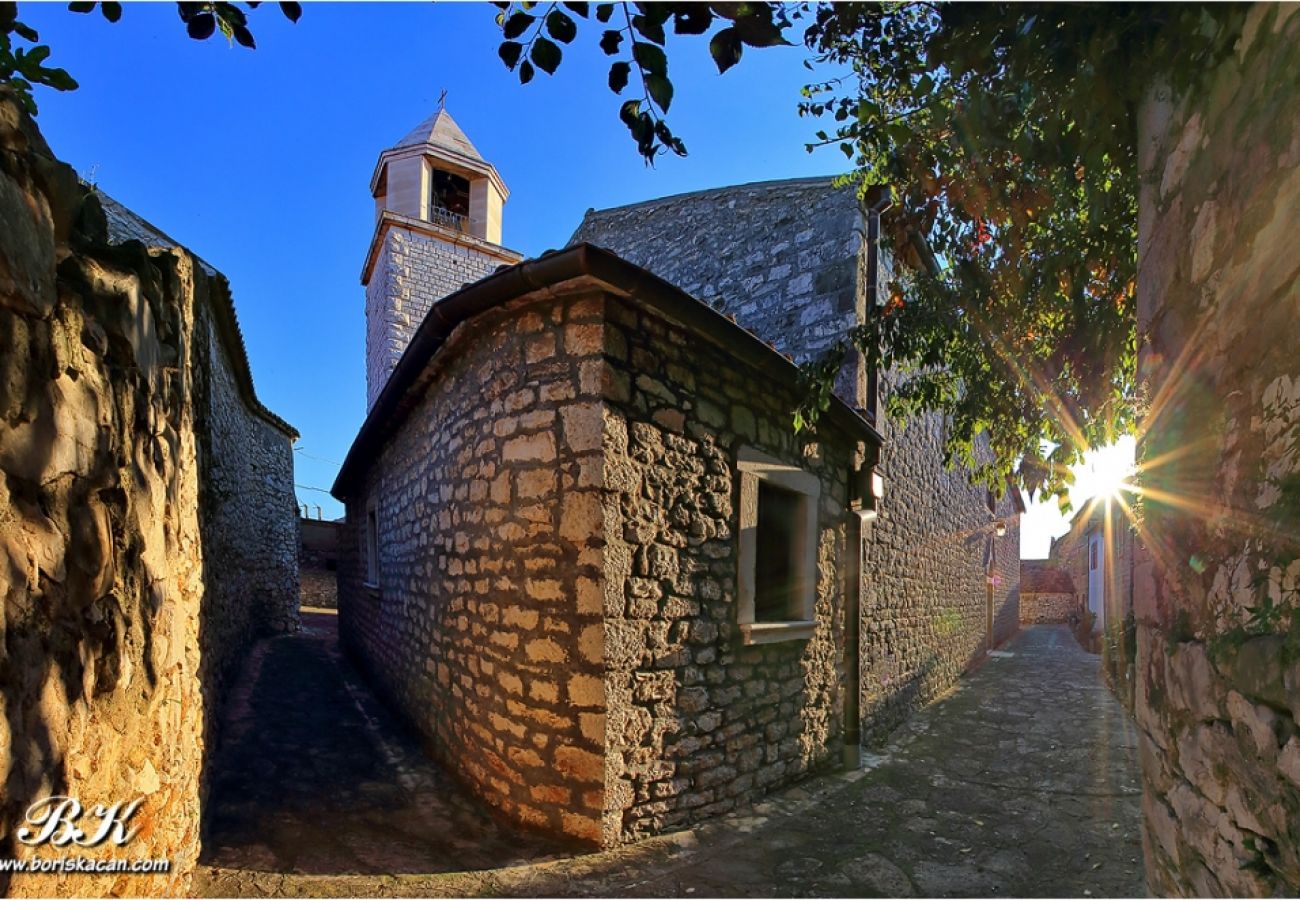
[430,168,471,232]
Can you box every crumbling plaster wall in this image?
[0,95,297,896]
[1134,5,1300,894]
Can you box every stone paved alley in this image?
[198,621,1145,898]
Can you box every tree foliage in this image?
[0,1,300,113]
[491,1,1246,503]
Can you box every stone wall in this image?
[364,225,513,409]
[194,295,301,697]
[298,518,340,609]
[860,399,1022,743]
[339,289,610,844]
[599,293,856,843]
[573,183,1020,748]
[1134,5,1300,894]
[0,95,296,896]
[1020,592,1077,624]
[337,274,865,846]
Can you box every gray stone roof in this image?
[393,108,483,160]
[570,175,865,375]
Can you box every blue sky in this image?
[21,1,1093,557]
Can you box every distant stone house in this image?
[1019,561,1079,624]
[1047,500,1134,635]
[333,108,1022,846]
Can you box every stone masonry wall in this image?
[860,398,1022,743]
[0,95,297,896]
[573,183,1020,748]
[598,293,856,843]
[299,519,340,609]
[339,289,609,844]
[365,226,508,409]
[1133,6,1300,895]
[193,298,301,704]
[1020,592,1077,624]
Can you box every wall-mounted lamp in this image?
[852,466,886,521]
[994,521,1008,538]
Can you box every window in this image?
[1090,541,1098,571]
[429,167,470,230]
[737,448,819,645]
[364,503,380,587]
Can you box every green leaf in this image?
[502,11,534,39]
[498,40,523,69]
[562,2,588,17]
[67,2,95,12]
[631,13,664,45]
[186,13,216,39]
[545,9,576,43]
[13,21,38,41]
[598,28,621,55]
[279,2,302,23]
[233,24,255,48]
[631,40,666,77]
[43,67,78,91]
[530,36,561,74]
[100,2,121,22]
[672,7,711,35]
[594,3,613,23]
[607,60,630,94]
[645,72,672,112]
[518,58,535,84]
[708,27,742,73]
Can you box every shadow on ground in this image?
[198,624,1146,898]
[199,611,569,877]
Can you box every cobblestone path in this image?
[198,624,1146,898]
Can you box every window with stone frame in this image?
[364,502,380,587]
[736,447,819,645]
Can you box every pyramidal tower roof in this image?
[392,107,483,161]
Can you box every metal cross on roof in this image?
[437,89,448,111]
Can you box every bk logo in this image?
[16,796,143,848]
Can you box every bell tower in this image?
[361,103,523,409]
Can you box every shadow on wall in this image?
[0,232,194,893]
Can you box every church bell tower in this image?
[362,103,522,409]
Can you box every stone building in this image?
[299,516,342,609]
[1019,561,1078,624]
[333,110,1021,845]
[1047,500,1135,636]
[0,95,299,896]
[1133,5,1300,894]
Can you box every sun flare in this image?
[1075,435,1137,503]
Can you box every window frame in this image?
[364,499,380,589]
[736,447,820,646]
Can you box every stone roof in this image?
[393,108,483,160]
[1021,561,1075,594]
[95,188,297,439]
[332,243,882,498]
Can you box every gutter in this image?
[845,185,893,768]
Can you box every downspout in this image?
[845,186,893,769]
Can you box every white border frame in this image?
[736,447,820,645]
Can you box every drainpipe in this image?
[845,187,893,769]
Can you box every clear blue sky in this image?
[22,1,1079,556]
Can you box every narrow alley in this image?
[198,623,1144,897]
